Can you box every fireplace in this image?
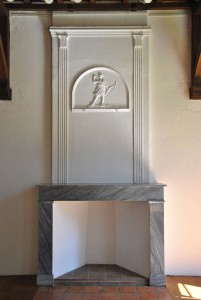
[37,184,165,287]
[37,11,166,287]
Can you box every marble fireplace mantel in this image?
[37,183,166,287]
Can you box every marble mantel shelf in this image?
[37,183,166,287]
[37,183,166,203]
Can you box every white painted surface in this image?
[149,10,201,275]
[115,202,150,278]
[52,11,148,27]
[53,201,149,278]
[0,10,201,276]
[53,202,88,277]
[50,25,150,184]
[86,202,115,264]
[0,12,52,274]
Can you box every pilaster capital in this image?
[57,34,68,48]
[133,35,143,48]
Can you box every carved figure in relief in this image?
[87,72,117,108]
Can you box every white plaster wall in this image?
[67,34,133,184]
[149,10,201,275]
[53,202,88,278]
[115,202,150,278]
[0,12,52,274]
[0,10,201,276]
[86,202,115,264]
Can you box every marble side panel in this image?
[149,274,166,287]
[37,275,54,287]
[38,202,53,275]
[149,202,165,285]
[38,184,165,202]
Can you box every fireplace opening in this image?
[53,201,150,286]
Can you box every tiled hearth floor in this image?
[1,275,201,300]
[55,264,148,286]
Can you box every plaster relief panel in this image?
[72,67,129,112]
[50,24,151,184]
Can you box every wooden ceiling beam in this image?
[0,34,8,80]
[0,10,11,100]
[0,0,8,16]
[190,2,201,99]
[4,0,193,11]
[194,50,201,78]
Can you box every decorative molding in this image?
[50,26,151,184]
[133,34,143,183]
[58,38,68,183]
[134,35,143,48]
[72,67,129,112]
[50,27,151,37]
[57,34,68,48]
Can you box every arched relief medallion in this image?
[72,67,129,112]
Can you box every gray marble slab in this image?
[149,202,165,286]
[38,184,165,203]
[149,274,166,287]
[37,275,54,287]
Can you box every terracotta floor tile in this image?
[64,292,84,300]
[85,286,104,293]
[139,295,158,300]
[121,293,140,300]
[102,292,121,300]
[120,286,138,293]
[138,287,157,295]
[155,287,171,298]
[102,286,120,293]
[158,295,172,300]
[49,286,67,293]
[48,292,65,300]
[83,292,103,300]
[34,292,49,300]
[67,286,85,292]
[37,287,49,293]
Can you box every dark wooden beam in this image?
[4,0,193,11]
[0,3,12,100]
[190,1,201,100]
[0,0,8,16]
[0,34,8,80]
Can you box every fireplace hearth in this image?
[55,264,148,286]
